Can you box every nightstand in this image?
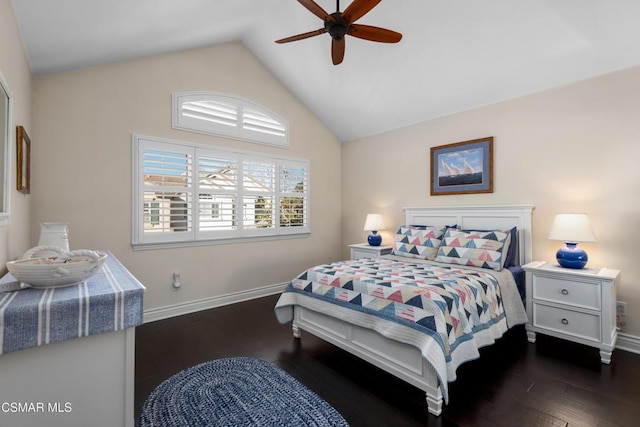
[349,243,393,260]
[523,261,620,364]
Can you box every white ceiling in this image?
[11,0,640,142]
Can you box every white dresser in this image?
[523,261,619,364]
[0,252,144,427]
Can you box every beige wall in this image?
[32,42,342,311]
[10,0,640,338]
[0,0,32,267]
[342,65,640,337]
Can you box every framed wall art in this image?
[17,125,30,194]
[430,137,493,196]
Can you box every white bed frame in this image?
[290,205,534,416]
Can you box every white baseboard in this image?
[143,288,640,357]
[143,282,288,323]
[616,332,640,355]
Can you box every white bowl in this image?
[7,250,107,289]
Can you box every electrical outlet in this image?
[616,301,627,332]
[172,272,181,290]
[617,301,627,317]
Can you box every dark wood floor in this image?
[135,295,640,426]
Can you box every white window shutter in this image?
[134,136,195,244]
[132,134,309,249]
[172,92,289,148]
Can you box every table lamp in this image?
[548,213,596,269]
[364,214,385,246]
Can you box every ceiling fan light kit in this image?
[276,0,402,65]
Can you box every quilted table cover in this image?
[0,251,145,355]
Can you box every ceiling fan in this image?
[275,0,402,65]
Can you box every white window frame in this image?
[172,91,289,148]
[132,134,309,250]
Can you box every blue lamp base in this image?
[368,231,382,246]
[556,242,588,269]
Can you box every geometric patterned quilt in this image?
[277,255,528,404]
[283,256,507,366]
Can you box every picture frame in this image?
[430,137,493,196]
[17,125,30,194]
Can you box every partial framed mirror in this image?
[0,71,12,225]
[17,125,30,194]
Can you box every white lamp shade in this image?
[363,214,386,231]
[548,213,596,243]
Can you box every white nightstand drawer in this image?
[533,303,601,342]
[349,244,393,260]
[532,275,601,311]
[352,248,375,259]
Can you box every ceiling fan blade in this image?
[332,38,345,65]
[348,24,402,43]
[275,28,327,44]
[297,0,335,22]
[342,0,382,23]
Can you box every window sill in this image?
[132,232,310,251]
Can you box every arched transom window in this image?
[172,92,289,148]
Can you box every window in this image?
[144,201,160,226]
[132,134,309,249]
[172,92,289,148]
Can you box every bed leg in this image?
[426,393,443,416]
[599,349,613,364]
[292,324,301,338]
[527,331,537,343]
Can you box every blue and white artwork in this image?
[431,137,493,195]
[437,148,484,187]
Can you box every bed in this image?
[274,205,534,416]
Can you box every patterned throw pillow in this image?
[435,228,512,271]
[392,225,447,260]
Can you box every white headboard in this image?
[404,205,535,265]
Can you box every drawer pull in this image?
[561,318,569,325]
[561,289,569,295]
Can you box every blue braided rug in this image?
[140,357,349,426]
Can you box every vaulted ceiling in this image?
[11,0,640,142]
